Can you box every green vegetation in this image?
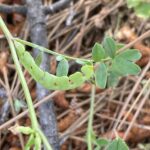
[127,0,150,18]
[0,16,141,149]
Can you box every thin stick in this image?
[3,68,25,149]
[113,60,150,130]
[124,88,150,139]
[118,30,150,52]
[118,78,150,130]
[0,17,52,150]
[0,91,59,130]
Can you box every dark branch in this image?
[44,0,71,14]
[0,88,9,124]
[0,101,9,124]
[0,0,72,15]
[26,0,60,149]
[0,4,26,15]
[0,0,72,149]
[0,88,7,98]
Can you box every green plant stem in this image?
[87,84,96,150]
[13,37,93,63]
[14,38,111,63]
[38,129,53,150]
[13,38,113,65]
[0,17,38,129]
[0,17,52,150]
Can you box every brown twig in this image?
[118,30,150,52]
[0,0,72,15]
[0,91,59,131]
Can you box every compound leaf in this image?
[95,62,107,89]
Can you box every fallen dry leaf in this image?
[9,147,21,150]
[53,91,69,109]
[58,109,77,132]
[0,51,9,73]
[77,83,103,93]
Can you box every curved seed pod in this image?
[69,72,85,89]
[14,41,93,90]
[14,41,25,56]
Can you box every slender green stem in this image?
[87,84,96,150]
[0,17,38,129]
[38,129,53,150]
[13,38,112,64]
[13,37,93,63]
[0,17,52,150]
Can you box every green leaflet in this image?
[106,49,141,87]
[95,62,107,89]
[14,41,92,90]
[127,0,141,8]
[95,138,109,150]
[56,55,65,61]
[102,36,116,58]
[107,71,119,87]
[35,52,42,66]
[116,43,125,50]
[92,43,106,62]
[117,49,141,62]
[81,65,94,79]
[14,99,26,113]
[134,2,150,18]
[56,59,69,76]
[75,59,90,65]
[111,57,141,76]
[106,137,129,150]
[127,0,150,19]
